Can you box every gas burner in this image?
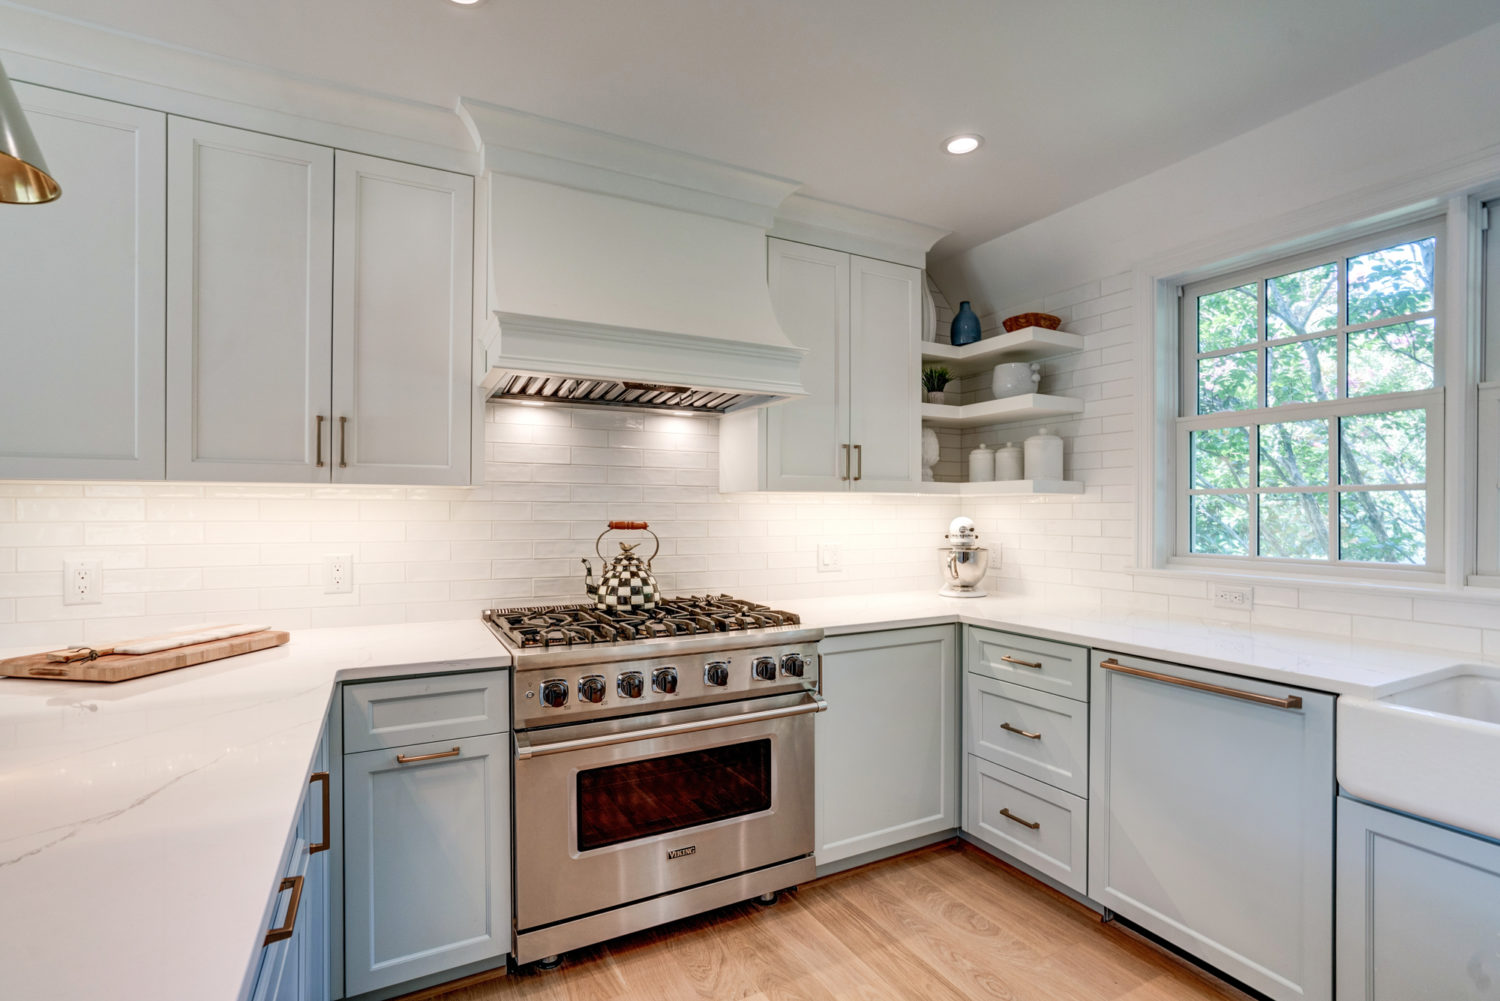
[482,595,800,650]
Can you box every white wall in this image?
[930,20,1500,318]
[0,402,955,649]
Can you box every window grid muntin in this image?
[1179,220,1442,571]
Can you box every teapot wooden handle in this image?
[608,521,649,530]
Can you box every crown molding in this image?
[770,193,949,268]
[0,1,477,172]
[457,98,800,228]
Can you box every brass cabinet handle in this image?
[841,444,850,481]
[263,875,304,945]
[1099,658,1303,710]
[309,771,330,854]
[338,416,348,468]
[315,415,325,468]
[853,444,863,481]
[999,808,1040,830]
[1001,655,1043,669]
[1000,722,1042,740]
[396,746,460,764]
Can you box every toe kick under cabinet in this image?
[961,627,1091,894]
[1088,650,1334,1001]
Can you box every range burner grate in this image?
[483,595,801,649]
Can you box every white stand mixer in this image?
[939,515,990,598]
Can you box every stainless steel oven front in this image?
[512,689,824,959]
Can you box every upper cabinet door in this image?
[763,239,851,491]
[166,118,334,481]
[0,85,166,480]
[848,256,921,491]
[331,153,473,486]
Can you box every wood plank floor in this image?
[420,841,1253,1001]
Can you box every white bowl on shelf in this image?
[991,362,1040,399]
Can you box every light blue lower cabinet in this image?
[342,732,510,996]
[1337,796,1500,1000]
[1088,650,1334,1001]
[965,754,1088,894]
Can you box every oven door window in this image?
[576,738,773,852]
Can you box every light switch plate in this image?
[817,543,842,573]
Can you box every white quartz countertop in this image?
[0,594,1483,1001]
[775,591,1483,699]
[0,620,509,1001]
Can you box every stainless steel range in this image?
[482,596,826,966]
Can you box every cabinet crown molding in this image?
[457,98,800,228]
[770,193,950,269]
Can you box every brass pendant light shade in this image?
[0,58,60,204]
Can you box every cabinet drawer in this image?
[965,627,1088,701]
[965,673,1087,797]
[343,671,508,753]
[965,756,1087,894]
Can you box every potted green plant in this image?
[922,366,952,405]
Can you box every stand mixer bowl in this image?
[941,546,990,595]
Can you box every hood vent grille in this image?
[492,374,755,414]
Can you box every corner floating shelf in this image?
[921,326,1084,377]
[920,393,1085,428]
[915,479,1084,496]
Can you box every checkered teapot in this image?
[582,521,661,610]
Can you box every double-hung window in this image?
[1177,221,1443,573]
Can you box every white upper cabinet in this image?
[167,119,334,481]
[720,238,921,492]
[332,153,473,485]
[0,85,166,480]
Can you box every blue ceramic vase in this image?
[950,301,981,346]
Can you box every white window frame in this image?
[1172,220,1446,578]
[1479,201,1500,578]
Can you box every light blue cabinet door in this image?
[1337,797,1500,1001]
[301,730,331,1001]
[1088,651,1334,1001]
[815,626,958,866]
[251,837,310,1001]
[343,733,510,995]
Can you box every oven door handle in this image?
[513,694,828,759]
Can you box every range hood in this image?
[459,101,808,414]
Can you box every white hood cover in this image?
[460,101,807,413]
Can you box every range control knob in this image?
[617,671,645,699]
[652,666,678,694]
[578,675,606,704]
[780,653,806,678]
[705,660,731,686]
[751,656,778,682]
[540,679,569,708]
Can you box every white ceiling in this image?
[18,0,1500,260]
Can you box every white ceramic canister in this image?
[994,442,1023,481]
[1023,428,1064,481]
[967,443,995,482]
[991,362,1041,399]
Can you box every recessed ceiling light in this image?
[448,0,484,6]
[944,134,983,155]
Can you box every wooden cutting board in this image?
[0,629,291,683]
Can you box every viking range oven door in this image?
[512,690,823,932]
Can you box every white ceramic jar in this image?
[994,442,1023,481]
[1023,428,1064,481]
[991,362,1041,399]
[967,443,995,482]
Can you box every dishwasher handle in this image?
[1099,658,1303,710]
[514,693,827,759]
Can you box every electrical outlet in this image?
[1212,584,1253,610]
[63,559,102,605]
[325,554,354,594]
[816,543,843,573]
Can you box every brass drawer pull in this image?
[1000,722,1042,740]
[309,771,331,854]
[1099,658,1303,710]
[1001,655,1043,669]
[338,416,348,468]
[841,443,850,481]
[315,415,325,468]
[264,875,304,945]
[396,746,461,764]
[852,444,863,481]
[1000,808,1040,830]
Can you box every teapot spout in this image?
[581,557,596,598]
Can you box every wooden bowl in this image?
[1001,312,1062,333]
